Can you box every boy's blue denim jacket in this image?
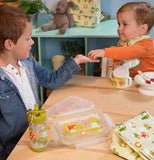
[0,54,80,159]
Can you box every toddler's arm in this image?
[88,49,105,60]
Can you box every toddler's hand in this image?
[88,49,105,59]
[74,54,100,65]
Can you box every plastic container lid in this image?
[47,96,94,121]
[50,108,112,149]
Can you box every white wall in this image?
[44,0,59,12]
[101,0,154,19]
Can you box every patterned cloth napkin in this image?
[111,111,154,160]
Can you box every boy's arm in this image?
[105,39,153,60]
[30,54,98,90]
[0,141,6,159]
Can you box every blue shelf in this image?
[32,20,119,37]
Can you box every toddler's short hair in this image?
[0,4,30,52]
[117,2,154,33]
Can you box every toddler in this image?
[88,2,154,78]
[0,4,98,160]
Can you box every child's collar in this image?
[119,35,150,70]
[118,35,151,47]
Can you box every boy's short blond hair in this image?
[117,2,154,33]
[0,4,30,52]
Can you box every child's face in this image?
[12,22,34,59]
[117,10,145,42]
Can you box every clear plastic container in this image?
[46,96,114,149]
[47,96,94,121]
[50,108,112,149]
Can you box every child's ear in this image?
[141,24,148,34]
[4,39,13,50]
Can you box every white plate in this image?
[134,72,154,87]
[134,72,154,96]
[139,87,154,96]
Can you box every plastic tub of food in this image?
[50,108,112,149]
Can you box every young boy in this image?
[0,5,98,160]
[88,2,154,78]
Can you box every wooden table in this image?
[8,75,154,160]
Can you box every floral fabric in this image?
[67,0,101,27]
[111,111,154,160]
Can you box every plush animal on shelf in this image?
[41,0,77,34]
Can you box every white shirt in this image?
[2,61,36,110]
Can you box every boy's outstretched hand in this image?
[74,54,100,65]
[88,49,105,59]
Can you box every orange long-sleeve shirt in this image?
[104,38,154,78]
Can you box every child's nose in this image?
[118,24,123,31]
[30,39,34,45]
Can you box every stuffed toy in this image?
[41,0,77,34]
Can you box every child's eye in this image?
[123,23,128,26]
[26,38,31,41]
